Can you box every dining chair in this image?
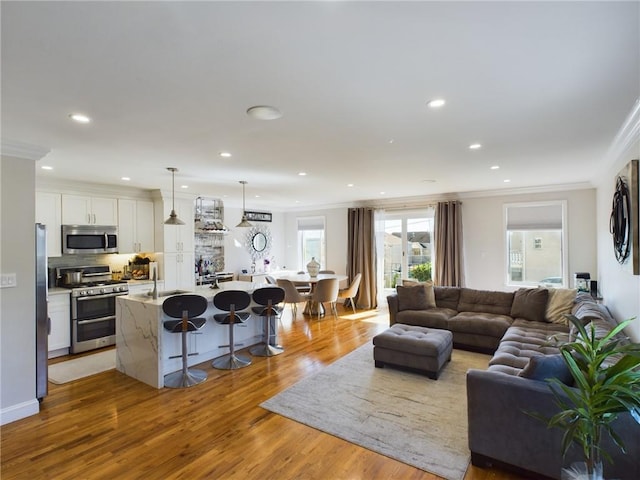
[276,278,309,317]
[337,273,362,314]
[309,277,339,320]
[294,271,312,293]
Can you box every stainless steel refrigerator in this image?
[36,223,48,400]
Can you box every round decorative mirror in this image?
[245,225,272,262]
[252,232,267,252]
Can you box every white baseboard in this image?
[0,398,40,425]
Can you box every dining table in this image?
[270,271,348,317]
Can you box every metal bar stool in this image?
[162,294,209,388]
[250,286,285,357]
[212,290,252,370]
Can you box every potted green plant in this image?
[541,315,640,480]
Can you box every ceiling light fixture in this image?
[347,183,354,187]
[41,165,53,170]
[236,181,253,228]
[180,185,189,189]
[427,99,446,108]
[504,179,511,183]
[491,165,500,170]
[164,167,185,225]
[246,105,283,120]
[469,143,482,150]
[121,177,130,181]
[298,172,307,176]
[219,152,232,158]
[69,113,91,124]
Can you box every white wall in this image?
[462,188,597,291]
[0,155,40,424]
[596,140,640,340]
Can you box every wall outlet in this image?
[0,273,17,288]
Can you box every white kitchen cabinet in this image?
[118,199,155,253]
[36,192,62,257]
[162,198,194,253]
[163,252,195,291]
[62,194,117,225]
[48,292,70,357]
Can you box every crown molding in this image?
[605,97,640,165]
[1,139,50,161]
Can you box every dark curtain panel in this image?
[347,208,377,309]
[434,201,465,287]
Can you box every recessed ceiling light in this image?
[121,177,131,181]
[254,195,260,198]
[380,191,386,195]
[219,152,232,158]
[298,172,307,176]
[427,99,446,108]
[504,179,511,183]
[181,185,189,189]
[347,183,354,187]
[69,113,91,123]
[469,143,482,150]
[41,165,53,170]
[422,179,436,183]
[490,165,500,170]
[246,105,282,120]
[388,139,395,144]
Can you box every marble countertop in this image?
[121,280,269,306]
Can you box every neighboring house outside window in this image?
[504,201,567,288]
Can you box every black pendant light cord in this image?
[609,176,631,264]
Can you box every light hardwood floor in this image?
[2,304,525,480]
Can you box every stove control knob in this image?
[100,288,106,294]
[80,290,87,296]
[87,289,94,296]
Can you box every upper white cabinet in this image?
[35,192,62,257]
[118,199,155,253]
[62,194,117,225]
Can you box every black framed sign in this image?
[244,211,272,222]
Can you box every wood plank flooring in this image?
[1,304,525,480]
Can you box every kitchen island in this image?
[116,281,266,388]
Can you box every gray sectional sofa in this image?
[386,285,640,479]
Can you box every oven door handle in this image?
[77,317,115,326]
[75,292,127,301]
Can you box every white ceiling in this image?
[2,1,639,210]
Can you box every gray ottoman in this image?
[373,324,453,379]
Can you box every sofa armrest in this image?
[466,369,639,480]
[387,294,399,325]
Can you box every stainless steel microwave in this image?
[62,225,118,254]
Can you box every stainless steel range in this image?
[56,265,129,353]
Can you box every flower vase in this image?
[307,257,320,277]
[561,462,604,480]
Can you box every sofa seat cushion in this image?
[447,312,513,338]
[457,288,514,316]
[396,308,457,330]
[488,320,569,375]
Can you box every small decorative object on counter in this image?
[307,257,320,277]
[130,255,151,280]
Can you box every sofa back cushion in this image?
[510,288,549,322]
[545,288,577,324]
[396,285,433,311]
[434,286,460,310]
[401,279,436,308]
[457,288,514,316]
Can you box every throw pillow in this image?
[401,279,436,308]
[396,285,432,311]
[545,288,577,324]
[518,354,573,385]
[510,288,549,322]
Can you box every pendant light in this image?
[164,167,185,225]
[236,180,253,228]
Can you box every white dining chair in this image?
[309,277,339,320]
[338,273,362,314]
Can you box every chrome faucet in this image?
[151,269,158,299]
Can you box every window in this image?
[297,216,326,271]
[381,210,434,289]
[504,201,567,287]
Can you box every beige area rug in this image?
[48,349,116,384]
[260,342,489,480]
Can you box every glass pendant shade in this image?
[164,167,185,225]
[236,180,253,228]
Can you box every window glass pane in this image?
[505,202,566,287]
[407,217,433,282]
[383,219,402,288]
[297,217,325,270]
